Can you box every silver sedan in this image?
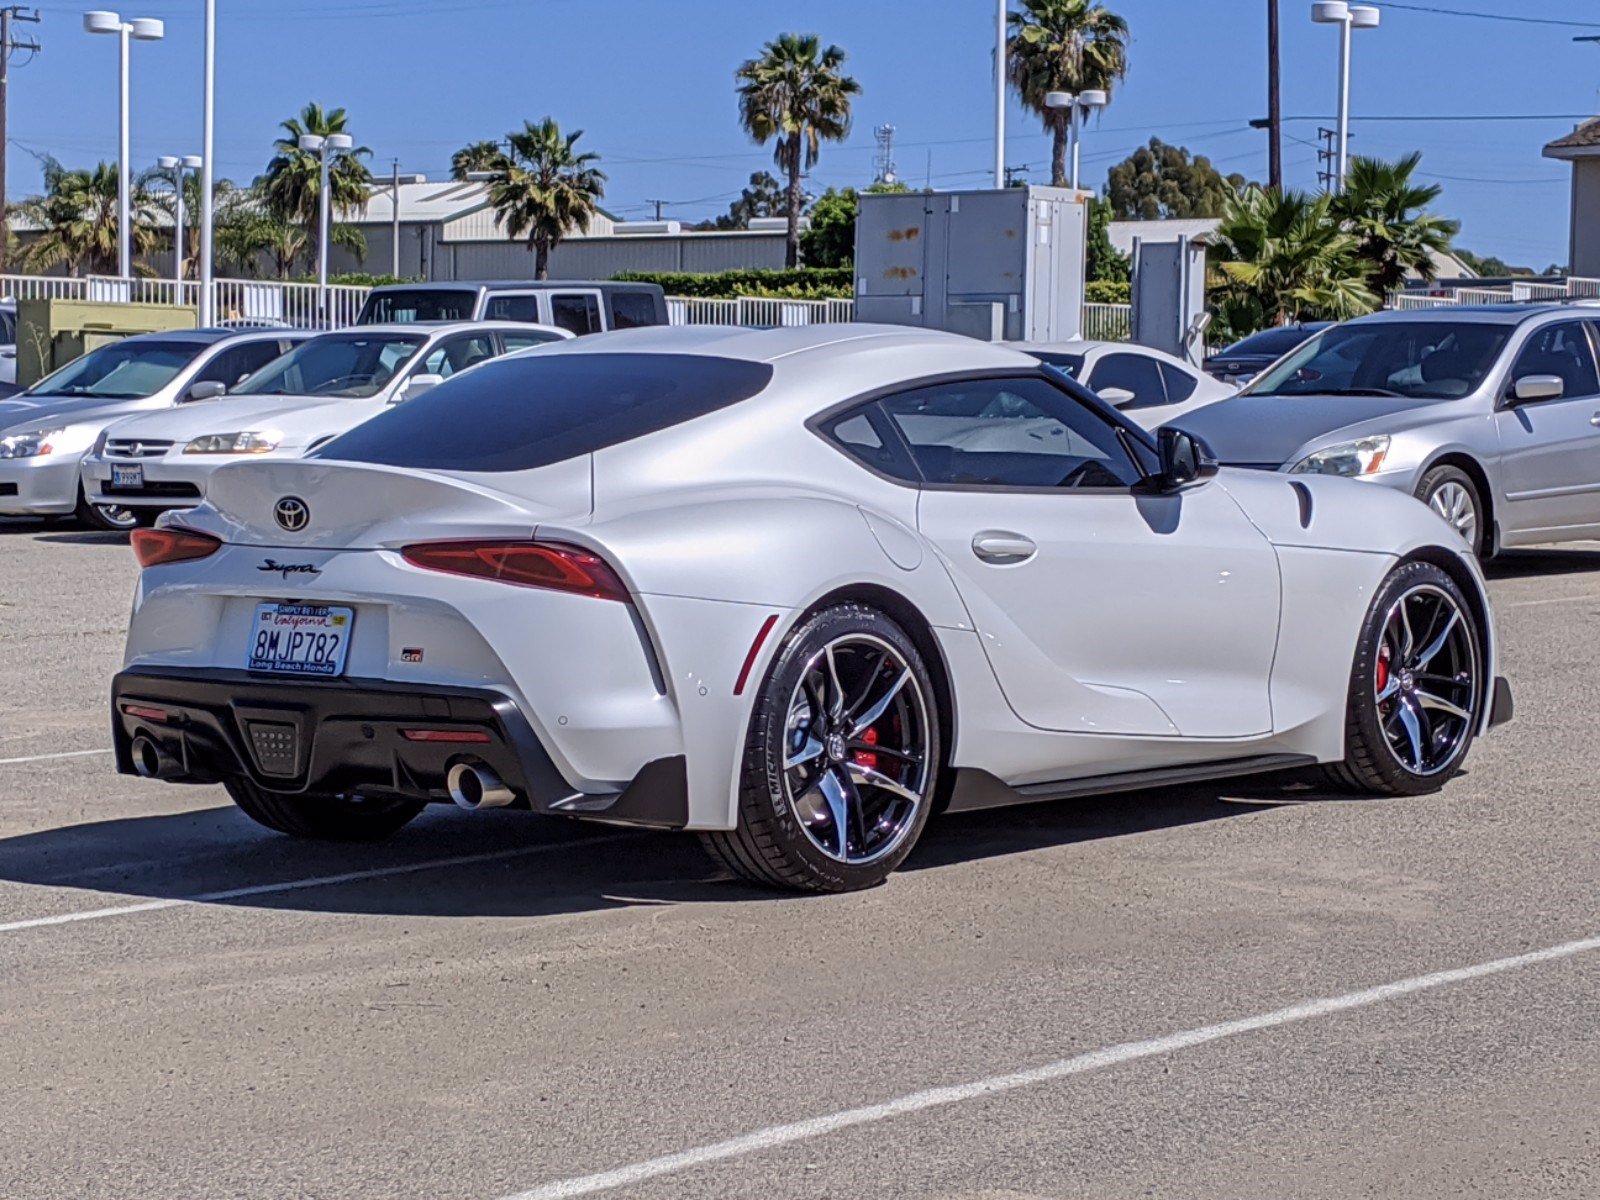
[1176,304,1600,558]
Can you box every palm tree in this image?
[1007,0,1130,187]
[261,102,373,268]
[452,139,510,180]
[18,158,160,276]
[1332,152,1460,298]
[1208,185,1377,341]
[736,33,861,268]
[142,169,238,279]
[486,117,606,280]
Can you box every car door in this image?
[1494,319,1600,535]
[549,290,605,335]
[481,292,546,324]
[869,373,1282,739]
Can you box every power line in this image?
[1376,2,1600,29]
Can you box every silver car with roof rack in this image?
[1176,303,1600,558]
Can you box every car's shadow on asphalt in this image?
[1482,546,1600,579]
[0,772,1337,920]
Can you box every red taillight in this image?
[400,728,491,744]
[131,526,223,569]
[121,703,170,723]
[401,540,630,602]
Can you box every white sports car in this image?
[1018,339,1236,428]
[113,325,1512,893]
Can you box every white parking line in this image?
[503,933,1600,1200]
[1506,594,1600,609]
[0,748,115,766]
[0,834,639,935]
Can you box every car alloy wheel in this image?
[781,633,932,866]
[1426,480,1478,551]
[1373,582,1478,778]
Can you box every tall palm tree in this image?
[141,168,238,279]
[736,33,860,268]
[1208,185,1377,340]
[1007,0,1130,187]
[486,118,606,280]
[19,159,160,276]
[452,139,510,180]
[261,102,373,268]
[1332,151,1460,297]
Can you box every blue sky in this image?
[14,0,1600,268]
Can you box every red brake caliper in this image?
[853,726,879,771]
[1376,644,1392,700]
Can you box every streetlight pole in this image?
[158,153,201,293]
[198,0,214,325]
[1311,1,1379,193]
[83,10,163,279]
[1071,90,1106,191]
[300,132,352,322]
[994,0,1007,189]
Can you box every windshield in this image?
[27,339,204,400]
[231,333,426,399]
[1028,351,1087,378]
[1245,321,1513,400]
[357,289,478,324]
[1219,326,1319,358]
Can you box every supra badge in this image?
[274,496,311,533]
[258,559,322,579]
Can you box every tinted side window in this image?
[551,293,603,335]
[820,408,920,483]
[419,334,496,378]
[484,294,544,323]
[1510,322,1599,399]
[609,292,660,330]
[1088,353,1167,409]
[500,330,565,353]
[1160,362,1198,405]
[194,341,285,388]
[317,354,774,472]
[878,377,1143,489]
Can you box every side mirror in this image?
[1510,373,1563,404]
[183,380,227,402]
[1098,386,1137,409]
[397,372,445,402]
[1154,426,1219,492]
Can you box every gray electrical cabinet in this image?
[854,186,1088,342]
[1130,235,1211,365]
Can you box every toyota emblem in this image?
[274,496,310,532]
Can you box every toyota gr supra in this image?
[112,325,1513,893]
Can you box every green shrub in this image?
[1085,280,1131,305]
[612,268,854,299]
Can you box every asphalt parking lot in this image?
[1,515,1596,1200]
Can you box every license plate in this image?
[248,604,353,677]
[110,463,144,490]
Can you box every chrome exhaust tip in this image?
[130,734,181,780]
[447,761,515,811]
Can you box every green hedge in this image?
[611,268,853,299]
[1085,279,1130,305]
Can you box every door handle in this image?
[971,531,1037,564]
[1590,412,1600,428]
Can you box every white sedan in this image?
[112,325,1510,894]
[79,321,570,524]
[1017,339,1235,428]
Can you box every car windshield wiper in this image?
[1314,386,1407,398]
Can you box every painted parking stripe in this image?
[502,932,1600,1200]
[0,834,639,935]
[0,748,115,766]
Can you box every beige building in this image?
[1543,118,1600,276]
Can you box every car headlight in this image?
[1290,436,1391,477]
[183,431,281,455]
[0,428,64,459]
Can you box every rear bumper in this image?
[1489,675,1514,730]
[110,666,688,829]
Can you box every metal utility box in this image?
[1129,236,1210,365]
[16,298,199,387]
[854,186,1088,342]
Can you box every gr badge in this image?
[401,647,424,663]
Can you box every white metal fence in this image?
[1387,277,1600,311]
[1083,302,1132,342]
[0,273,372,327]
[665,295,855,327]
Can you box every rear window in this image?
[1220,327,1318,358]
[315,352,775,472]
[1028,351,1086,378]
[358,289,478,324]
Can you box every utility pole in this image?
[0,6,41,275]
[390,158,400,278]
[648,198,666,220]
[1316,126,1340,192]
[1267,0,1282,191]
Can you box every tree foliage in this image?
[736,32,861,268]
[698,171,788,231]
[261,102,373,264]
[612,267,852,299]
[1106,138,1248,220]
[1006,0,1129,186]
[1207,186,1378,344]
[451,139,510,181]
[798,180,907,268]
[487,117,606,280]
[1330,151,1460,296]
[18,158,161,276]
[1085,194,1128,283]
